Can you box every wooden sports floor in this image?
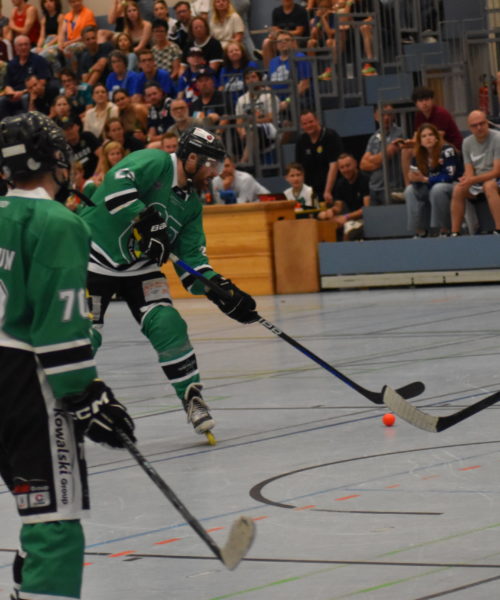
[1,284,500,599]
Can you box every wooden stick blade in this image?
[383,386,439,432]
[219,516,256,570]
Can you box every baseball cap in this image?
[195,67,217,80]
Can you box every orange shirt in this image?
[63,6,96,41]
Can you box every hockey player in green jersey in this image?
[0,112,135,600]
[81,126,259,438]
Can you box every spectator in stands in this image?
[296,109,343,204]
[8,0,40,46]
[283,161,317,208]
[269,30,312,113]
[262,0,309,68]
[58,67,93,116]
[169,1,191,53]
[50,93,80,125]
[161,130,178,152]
[177,46,207,103]
[103,116,146,151]
[152,0,176,31]
[106,0,126,38]
[114,32,138,72]
[318,153,371,240]
[25,72,57,113]
[0,34,51,117]
[123,0,152,52]
[404,123,462,237]
[58,0,96,70]
[144,81,173,145]
[209,0,244,51]
[399,86,463,189]
[232,0,255,56]
[190,67,227,131]
[35,0,63,71]
[356,0,378,76]
[151,18,182,79]
[451,110,500,236]
[112,87,148,140]
[82,139,126,198]
[235,67,279,162]
[182,16,224,73]
[212,154,270,203]
[61,114,101,178]
[218,40,257,110]
[132,48,176,103]
[83,83,119,139]
[167,97,203,136]
[78,25,113,86]
[360,103,404,205]
[105,49,140,98]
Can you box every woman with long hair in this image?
[404,122,462,237]
[113,31,138,71]
[123,0,151,51]
[83,139,126,197]
[36,0,63,70]
[218,39,257,110]
[83,83,119,139]
[112,87,147,142]
[209,0,244,50]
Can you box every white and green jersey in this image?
[0,188,97,399]
[81,148,217,294]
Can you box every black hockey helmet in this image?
[0,111,72,181]
[177,126,225,175]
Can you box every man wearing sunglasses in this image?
[80,127,258,440]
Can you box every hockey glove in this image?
[63,380,136,448]
[133,206,171,266]
[206,275,259,324]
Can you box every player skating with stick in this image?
[80,127,259,444]
[0,112,135,600]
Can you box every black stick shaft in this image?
[118,430,222,560]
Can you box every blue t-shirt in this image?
[105,70,140,98]
[219,60,258,109]
[269,52,311,99]
[135,68,177,98]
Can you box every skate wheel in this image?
[205,431,216,446]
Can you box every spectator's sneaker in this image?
[390,191,405,203]
[361,63,378,76]
[318,67,332,80]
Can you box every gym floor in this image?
[1,285,500,599]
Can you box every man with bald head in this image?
[450,110,500,235]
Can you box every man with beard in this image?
[79,127,258,441]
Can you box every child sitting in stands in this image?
[283,162,317,209]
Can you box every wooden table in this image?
[161,200,296,298]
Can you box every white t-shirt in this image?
[212,169,270,204]
[284,184,316,208]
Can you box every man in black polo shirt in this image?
[78,25,113,87]
[190,67,226,131]
[61,116,101,179]
[319,153,371,240]
[0,34,52,117]
[295,109,343,205]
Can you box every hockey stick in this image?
[117,430,256,569]
[170,253,425,404]
[383,386,500,432]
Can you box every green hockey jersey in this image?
[80,148,216,294]
[0,188,98,399]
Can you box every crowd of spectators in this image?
[0,0,497,239]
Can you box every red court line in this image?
[154,538,182,545]
[294,505,316,511]
[335,495,360,501]
[108,550,136,558]
[459,465,481,471]
[83,562,93,566]
[252,516,269,521]
[385,484,400,489]
[206,527,225,533]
